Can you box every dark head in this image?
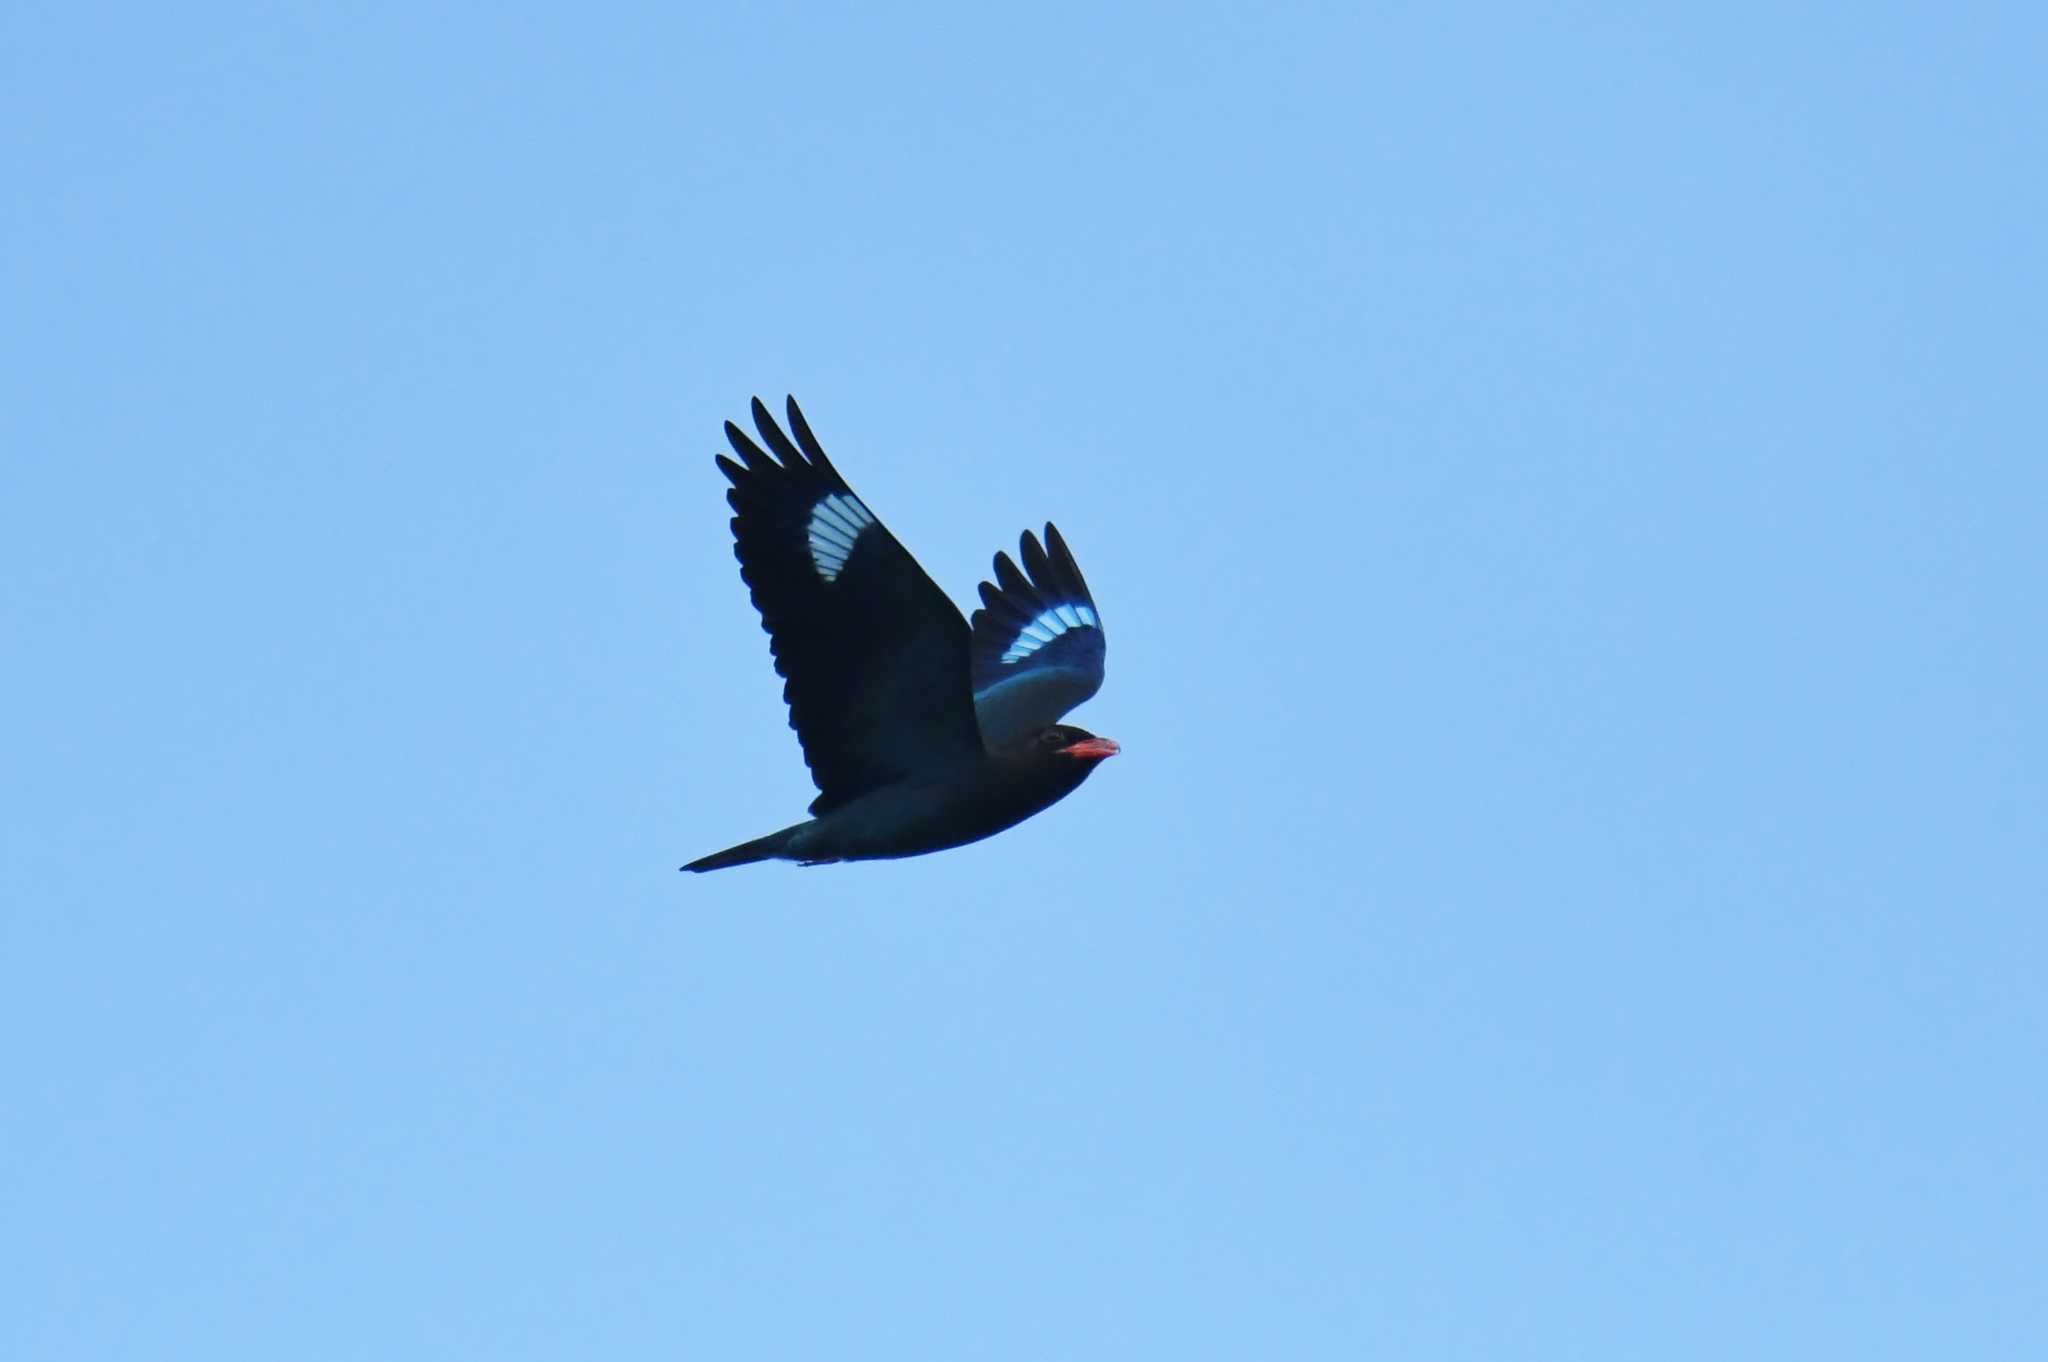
[999,721,1120,795]
[1030,723,1121,761]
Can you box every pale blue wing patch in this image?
[999,603,1102,663]
[806,492,875,582]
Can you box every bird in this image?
[683,396,1118,872]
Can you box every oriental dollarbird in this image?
[683,397,1117,872]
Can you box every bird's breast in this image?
[786,762,1077,862]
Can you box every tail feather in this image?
[681,825,799,873]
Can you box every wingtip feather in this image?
[992,551,1035,600]
[1043,522,1093,599]
[784,396,837,477]
[749,397,805,467]
[1020,529,1053,583]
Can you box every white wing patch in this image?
[806,493,875,581]
[999,603,1099,663]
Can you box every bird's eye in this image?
[1042,729,1067,747]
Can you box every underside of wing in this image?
[718,397,984,814]
[969,523,1106,747]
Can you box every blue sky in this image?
[5,3,2043,1357]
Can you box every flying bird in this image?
[682,397,1118,872]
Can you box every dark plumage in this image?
[683,397,1117,872]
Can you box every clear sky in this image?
[5,3,2043,1357]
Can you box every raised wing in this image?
[968,524,1106,747]
[718,397,984,814]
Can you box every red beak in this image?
[1060,737,1121,760]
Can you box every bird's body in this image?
[683,398,1118,872]
[683,724,1119,870]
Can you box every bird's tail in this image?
[680,825,800,873]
